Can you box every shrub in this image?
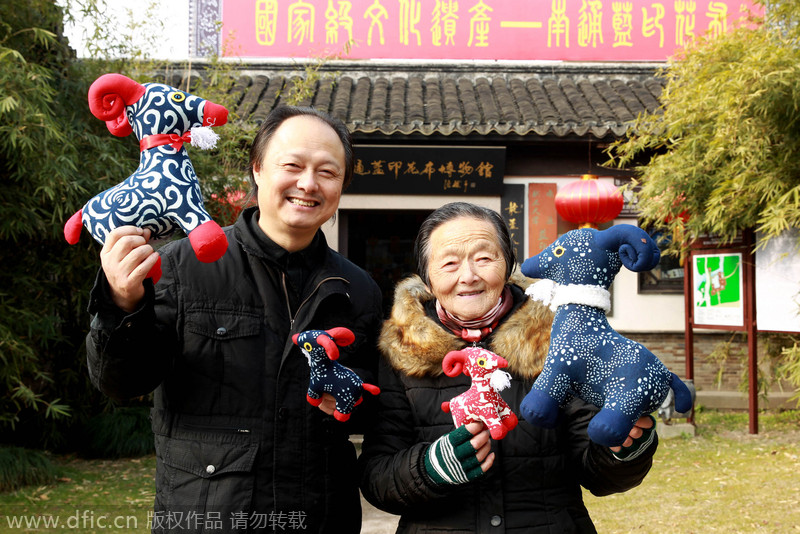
[0,446,58,492]
[80,407,154,459]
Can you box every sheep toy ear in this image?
[595,224,661,272]
[326,327,355,347]
[317,334,341,361]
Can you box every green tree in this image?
[608,0,800,403]
[609,0,800,257]
[1,0,257,450]
[0,0,147,447]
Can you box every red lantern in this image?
[664,194,690,224]
[555,174,623,229]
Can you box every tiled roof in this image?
[179,61,665,140]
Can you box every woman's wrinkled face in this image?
[427,217,508,321]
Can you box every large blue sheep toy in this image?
[64,73,229,282]
[520,224,693,447]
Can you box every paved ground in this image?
[361,495,399,534]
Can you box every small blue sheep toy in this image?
[292,327,380,422]
[520,224,693,447]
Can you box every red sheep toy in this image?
[441,346,518,440]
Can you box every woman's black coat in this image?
[358,276,656,534]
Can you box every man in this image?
[87,106,383,533]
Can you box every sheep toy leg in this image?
[520,388,561,428]
[587,407,634,447]
[188,220,228,263]
[306,389,324,407]
[486,408,519,440]
[520,362,565,428]
[500,408,519,433]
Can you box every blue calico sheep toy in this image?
[520,224,693,447]
[293,328,380,422]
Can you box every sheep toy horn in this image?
[442,351,466,377]
[88,73,146,136]
[594,225,661,272]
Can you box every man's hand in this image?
[100,226,160,313]
[316,393,337,416]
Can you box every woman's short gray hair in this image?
[413,202,516,286]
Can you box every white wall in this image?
[609,259,685,333]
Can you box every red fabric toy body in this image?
[441,346,518,440]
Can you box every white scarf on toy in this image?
[525,279,611,313]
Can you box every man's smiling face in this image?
[253,114,345,252]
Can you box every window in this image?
[638,228,684,294]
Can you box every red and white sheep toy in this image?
[441,346,518,440]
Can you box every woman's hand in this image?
[609,415,656,459]
[100,226,160,313]
[423,421,495,487]
[465,421,495,473]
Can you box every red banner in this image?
[527,183,557,257]
[222,0,761,61]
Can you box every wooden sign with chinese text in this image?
[501,184,525,263]
[348,145,505,196]
[527,183,557,257]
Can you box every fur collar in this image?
[379,273,553,380]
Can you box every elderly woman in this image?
[358,202,657,533]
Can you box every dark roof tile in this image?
[475,77,499,125]
[577,78,616,123]
[424,77,443,125]
[509,78,538,124]
[350,77,371,125]
[389,77,406,125]
[492,77,517,125]
[407,76,425,124]
[442,78,461,125]
[458,78,480,124]
[368,77,388,124]
[200,62,664,138]
[526,78,559,124]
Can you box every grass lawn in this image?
[584,409,800,533]
[0,455,155,532]
[0,409,798,533]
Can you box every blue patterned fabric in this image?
[65,74,229,267]
[519,225,693,447]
